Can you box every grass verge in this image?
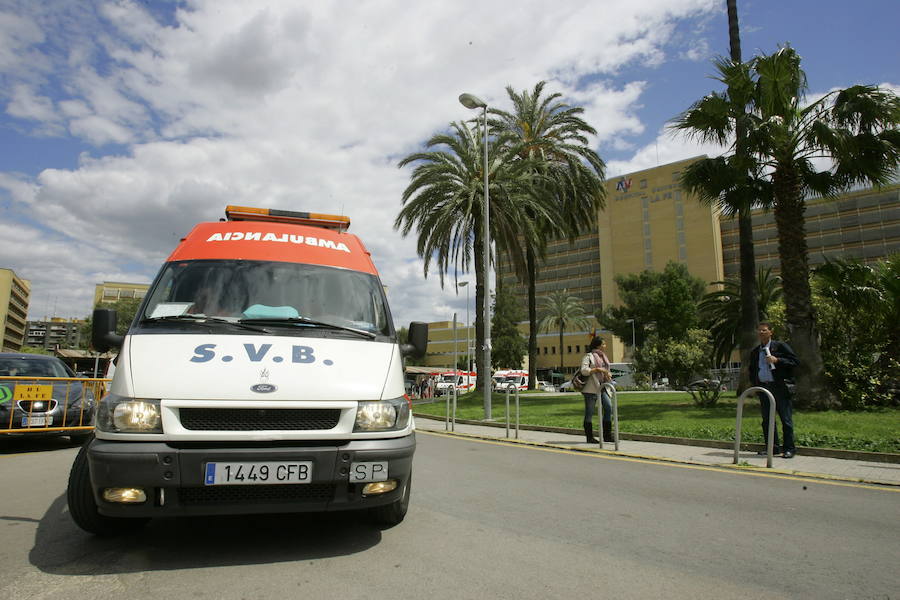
[414,391,900,454]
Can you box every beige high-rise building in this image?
[437,159,898,378]
[496,156,722,370]
[0,268,31,351]
[599,156,724,308]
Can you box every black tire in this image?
[67,441,150,536]
[369,473,411,527]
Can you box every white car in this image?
[537,380,556,392]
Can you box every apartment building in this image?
[93,281,150,306]
[0,268,30,351]
[25,318,84,350]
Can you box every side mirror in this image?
[401,321,428,358]
[92,308,124,352]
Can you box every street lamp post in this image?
[459,92,491,420]
[457,281,471,374]
[626,318,636,350]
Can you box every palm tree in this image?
[814,255,900,362]
[676,46,900,408]
[395,121,549,396]
[725,0,761,394]
[537,290,593,377]
[748,47,899,408]
[491,81,606,390]
[699,267,783,368]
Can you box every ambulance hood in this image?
[121,334,398,401]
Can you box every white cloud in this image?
[1,0,734,328]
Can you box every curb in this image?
[412,412,900,464]
[418,428,900,488]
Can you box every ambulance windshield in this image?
[140,260,391,336]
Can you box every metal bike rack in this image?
[598,382,620,451]
[505,387,520,439]
[735,386,777,468]
[452,385,457,432]
[445,389,450,431]
[444,386,458,432]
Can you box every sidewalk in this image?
[413,414,900,487]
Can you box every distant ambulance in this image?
[68,206,427,535]
[492,369,528,391]
[434,370,476,395]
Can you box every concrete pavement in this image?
[413,413,900,487]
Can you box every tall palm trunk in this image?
[772,167,837,409]
[737,211,759,387]
[727,0,759,392]
[527,246,537,390]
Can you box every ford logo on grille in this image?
[250,384,277,394]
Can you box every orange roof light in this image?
[225,205,351,231]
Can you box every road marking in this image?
[419,429,900,492]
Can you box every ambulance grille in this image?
[178,484,335,506]
[179,408,342,431]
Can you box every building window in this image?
[551,347,556,355]
[640,179,648,189]
[567,345,572,354]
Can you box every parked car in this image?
[558,380,575,392]
[0,353,96,441]
[537,380,556,392]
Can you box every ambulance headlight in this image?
[97,394,162,433]
[354,398,410,431]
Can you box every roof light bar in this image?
[225,205,351,231]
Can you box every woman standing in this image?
[581,337,613,443]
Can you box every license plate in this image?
[14,385,52,402]
[349,461,388,483]
[204,461,312,485]
[22,415,52,427]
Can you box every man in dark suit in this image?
[748,322,800,458]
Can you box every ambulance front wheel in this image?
[369,472,411,527]
[67,440,150,536]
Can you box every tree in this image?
[537,290,592,376]
[634,328,712,389]
[599,261,707,346]
[724,0,762,396]
[673,54,769,392]
[395,120,547,397]
[813,255,900,408]
[491,287,527,370]
[17,345,53,356]
[491,81,605,390]
[699,267,783,368]
[675,45,900,409]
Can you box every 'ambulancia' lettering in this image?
[205,232,350,252]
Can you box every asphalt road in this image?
[1,432,898,600]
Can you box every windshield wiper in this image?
[141,315,269,333]
[239,317,377,339]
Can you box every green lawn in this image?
[414,391,900,454]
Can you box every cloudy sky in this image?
[1,0,897,329]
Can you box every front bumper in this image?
[0,404,93,436]
[86,434,415,517]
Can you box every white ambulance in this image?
[67,206,427,535]
[434,370,476,396]
[492,369,528,391]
